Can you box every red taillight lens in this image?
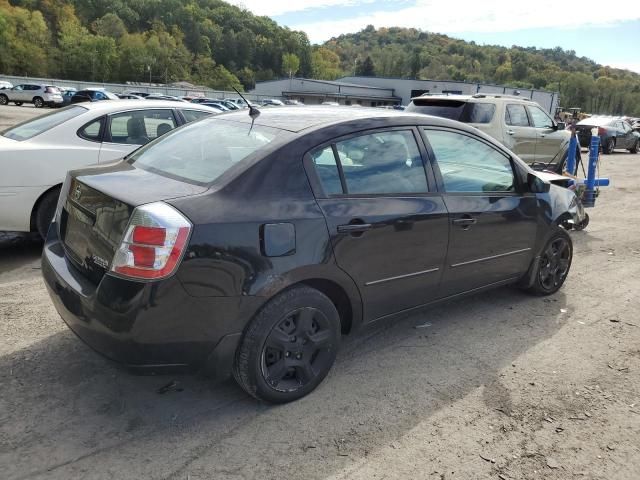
[111,203,191,281]
[598,127,607,136]
[132,226,166,246]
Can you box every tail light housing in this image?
[597,127,607,136]
[111,202,191,280]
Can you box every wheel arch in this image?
[30,183,62,232]
[252,268,363,336]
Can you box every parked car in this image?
[406,94,575,172]
[216,99,240,110]
[0,101,216,237]
[0,84,63,108]
[200,103,227,113]
[58,87,77,106]
[0,81,13,90]
[190,97,218,104]
[41,106,577,403]
[70,89,119,104]
[145,94,187,102]
[198,100,229,111]
[122,91,152,98]
[284,99,304,105]
[575,116,640,154]
[117,93,144,100]
[261,98,285,106]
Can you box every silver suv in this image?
[0,84,63,108]
[406,94,573,172]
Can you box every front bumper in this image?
[42,225,263,375]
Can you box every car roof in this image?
[215,105,471,133]
[69,100,215,113]
[411,93,537,104]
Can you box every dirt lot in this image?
[0,104,44,131]
[0,107,638,479]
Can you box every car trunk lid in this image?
[59,161,206,284]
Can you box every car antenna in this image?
[233,87,260,133]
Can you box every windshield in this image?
[130,118,284,185]
[1,105,87,141]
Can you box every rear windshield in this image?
[129,118,283,185]
[1,105,87,141]
[406,99,496,124]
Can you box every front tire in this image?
[35,188,60,239]
[603,137,615,154]
[33,97,44,108]
[233,286,341,403]
[522,227,573,296]
[629,140,639,154]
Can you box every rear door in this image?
[618,121,634,148]
[98,109,178,162]
[306,127,449,322]
[421,128,538,297]
[527,104,566,164]
[504,104,537,164]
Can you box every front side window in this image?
[130,118,282,185]
[505,104,530,127]
[107,110,177,145]
[1,105,87,141]
[528,105,554,129]
[424,129,515,193]
[311,130,428,195]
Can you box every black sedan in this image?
[576,116,640,154]
[42,107,576,403]
[70,89,119,104]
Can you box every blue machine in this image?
[565,129,609,208]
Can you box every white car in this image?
[0,100,216,237]
[0,84,64,108]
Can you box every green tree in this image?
[357,55,375,76]
[282,53,300,78]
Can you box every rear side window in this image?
[463,103,495,123]
[78,117,104,142]
[406,99,465,120]
[181,109,213,123]
[1,106,87,141]
[424,129,515,193]
[311,130,428,195]
[130,118,282,185]
[505,104,530,127]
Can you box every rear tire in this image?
[35,188,60,239]
[233,286,341,403]
[0,94,7,105]
[33,97,44,108]
[522,227,573,296]
[630,140,639,154]
[572,213,589,231]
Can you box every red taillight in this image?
[111,203,191,281]
[598,127,607,136]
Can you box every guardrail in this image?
[0,74,279,102]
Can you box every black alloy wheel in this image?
[538,236,571,292]
[233,286,340,403]
[262,307,333,392]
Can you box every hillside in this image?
[324,26,640,116]
[1,1,639,115]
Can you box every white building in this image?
[251,76,559,113]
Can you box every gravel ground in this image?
[0,107,638,479]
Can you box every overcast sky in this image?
[229,0,640,73]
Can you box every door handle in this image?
[507,130,515,136]
[337,223,372,234]
[452,217,477,229]
[540,133,546,138]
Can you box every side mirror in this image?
[528,172,551,193]
[555,122,565,131]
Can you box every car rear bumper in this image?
[42,224,263,376]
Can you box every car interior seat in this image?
[156,123,173,138]
[126,117,149,145]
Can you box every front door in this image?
[421,128,539,297]
[503,103,537,164]
[527,104,566,165]
[307,128,449,322]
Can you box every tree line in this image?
[1,1,639,115]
